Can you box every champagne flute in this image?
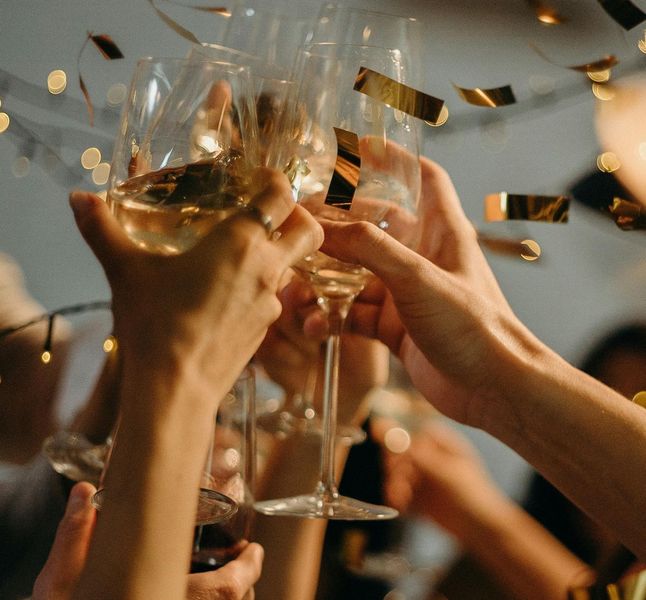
[255,43,421,520]
[95,56,261,524]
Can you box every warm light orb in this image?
[41,351,52,364]
[47,69,67,94]
[520,239,541,261]
[587,69,611,83]
[106,83,128,106]
[384,427,411,454]
[597,151,621,173]
[102,335,117,353]
[427,104,449,127]
[592,83,615,101]
[633,391,646,409]
[0,112,10,134]
[92,162,111,185]
[81,147,102,170]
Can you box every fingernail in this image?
[69,191,92,218]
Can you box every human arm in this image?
[67,169,322,600]
[379,419,594,599]
[318,156,646,562]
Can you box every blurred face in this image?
[595,349,646,400]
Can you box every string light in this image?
[102,335,117,353]
[40,314,55,365]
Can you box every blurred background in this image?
[2,0,646,593]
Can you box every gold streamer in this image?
[453,83,516,107]
[147,0,202,44]
[597,0,646,30]
[78,32,124,126]
[325,127,360,210]
[353,67,445,125]
[609,197,646,230]
[530,43,618,73]
[527,0,566,25]
[477,233,542,260]
[484,192,570,223]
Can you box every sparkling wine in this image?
[297,252,369,298]
[107,152,248,255]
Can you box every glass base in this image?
[254,493,398,521]
[92,487,238,525]
[42,432,109,486]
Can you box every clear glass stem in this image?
[316,294,355,501]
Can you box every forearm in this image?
[461,490,593,600]
[73,357,219,600]
[482,340,646,561]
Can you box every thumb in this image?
[32,482,97,599]
[69,191,137,281]
[320,219,431,289]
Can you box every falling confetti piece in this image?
[353,66,445,125]
[484,192,570,223]
[325,127,360,210]
[530,43,619,73]
[453,83,516,107]
[609,197,646,230]
[527,0,567,25]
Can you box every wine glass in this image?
[106,56,259,256]
[254,43,421,520]
[95,56,261,524]
[192,367,256,571]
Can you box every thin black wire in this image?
[0,301,111,341]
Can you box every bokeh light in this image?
[81,147,102,170]
[47,70,67,94]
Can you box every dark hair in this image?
[523,323,646,570]
[580,323,646,378]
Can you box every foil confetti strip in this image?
[325,127,360,210]
[353,66,445,125]
[597,0,646,30]
[484,192,570,223]
[609,197,646,230]
[477,233,542,260]
[452,83,516,107]
[527,0,567,25]
[78,32,124,126]
[568,568,646,599]
[147,0,202,44]
[530,42,619,73]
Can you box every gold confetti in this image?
[597,0,646,30]
[609,197,646,230]
[638,31,646,53]
[89,33,124,60]
[0,112,10,134]
[477,233,541,260]
[484,192,569,223]
[597,151,621,173]
[453,83,516,108]
[92,162,111,186]
[633,391,646,408]
[81,147,102,170]
[78,32,124,126]
[147,0,201,44]
[569,567,646,599]
[426,104,449,127]
[527,0,566,25]
[325,127,360,210]
[520,239,541,261]
[47,70,67,94]
[530,43,618,73]
[353,66,445,125]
